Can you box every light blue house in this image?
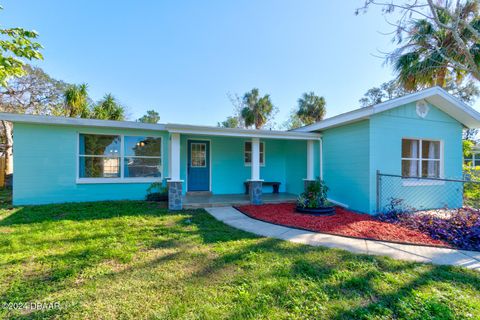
[1,87,480,213]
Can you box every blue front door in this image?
[187,140,210,191]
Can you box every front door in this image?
[187,140,210,191]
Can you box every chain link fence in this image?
[376,171,480,213]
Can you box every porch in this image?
[183,192,297,209]
[165,124,322,210]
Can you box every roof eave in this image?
[165,123,321,140]
[294,86,480,132]
[0,113,166,131]
[0,113,321,140]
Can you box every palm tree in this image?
[91,93,125,121]
[296,92,326,125]
[64,83,89,117]
[240,88,274,129]
[390,2,479,91]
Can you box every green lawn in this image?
[0,190,479,319]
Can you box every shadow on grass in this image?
[0,202,258,312]
[0,200,177,226]
[1,197,479,319]
[184,231,480,319]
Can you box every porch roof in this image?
[0,113,321,140]
[165,123,321,140]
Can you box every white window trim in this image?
[401,179,445,186]
[76,133,163,184]
[244,141,265,167]
[401,138,444,187]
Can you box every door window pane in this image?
[191,143,206,167]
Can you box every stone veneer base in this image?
[168,181,183,210]
[248,180,263,205]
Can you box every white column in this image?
[306,140,314,180]
[251,137,260,181]
[170,133,181,181]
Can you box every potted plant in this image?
[296,179,335,215]
[145,182,168,202]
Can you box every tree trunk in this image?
[436,67,447,88]
[2,120,13,177]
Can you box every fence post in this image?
[376,170,380,213]
[0,157,5,188]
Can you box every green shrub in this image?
[297,179,329,208]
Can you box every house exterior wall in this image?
[12,101,461,211]
[320,103,463,214]
[179,135,313,195]
[13,123,169,205]
[321,120,371,213]
[283,140,322,195]
[369,102,463,213]
[12,124,316,205]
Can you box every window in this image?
[464,152,480,167]
[124,136,162,178]
[78,134,162,182]
[190,143,206,167]
[79,134,121,178]
[401,139,441,178]
[244,141,265,166]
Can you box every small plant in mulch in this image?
[296,179,335,215]
[145,182,168,202]
[377,206,480,251]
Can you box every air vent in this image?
[416,100,430,118]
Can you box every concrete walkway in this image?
[205,206,480,270]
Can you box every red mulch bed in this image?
[235,203,450,247]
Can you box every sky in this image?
[4,0,409,126]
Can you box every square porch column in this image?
[303,140,316,191]
[168,133,183,210]
[248,137,263,205]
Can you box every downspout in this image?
[319,137,323,180]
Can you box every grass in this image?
[0,189,479,319]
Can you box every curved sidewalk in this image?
[205,206,480,270]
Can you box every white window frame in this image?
[244,141,265,167]
[76,133,163,184]
[401,138,444,186]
